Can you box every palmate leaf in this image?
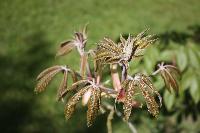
[35,65,80,102]
[87,88,101,127]
[35,66,63,93]
[120,74,161,120]
[95,30,157,71]
[65,85,92,119]
[156,64,180,93]
[62,77,103,126]
[136,74,161,117]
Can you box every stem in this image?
[127,122,138,133]
[121,63,127,81]
[151,69,160,76]
[80,52,93,79]
[96,74,101,85]
[103,102,137,133]
[110,64,121,92]
[80,53,86,78]
[99,85,118,94]
[86,61,92,77]
[107,106,115,133]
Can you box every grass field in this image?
[0,0,200,133]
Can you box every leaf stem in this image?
[121,63,127,81]
[110,64,121,92]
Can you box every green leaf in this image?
[143,47,159,73]
[176,47,187,71]
[160,50,173,61]
[164,90,176,111]
[144,56,153,73]
[187,48,199,69]
[181,68,193,91]
[189,77,200,104]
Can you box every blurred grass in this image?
[0,0,200,133]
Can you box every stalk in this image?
[110,64,121,92]
[121,63,127,81]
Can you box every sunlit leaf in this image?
[176,47,188,71]
[188,48,199,69]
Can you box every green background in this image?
[0,0,200,132]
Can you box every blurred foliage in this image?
[0,0,200,133]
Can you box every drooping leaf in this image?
[160,71,171,93]
[57,70,68,101]
[140,74,162,106]
[165,68,179,92]
[36,65,61,80]
[124,80,136,121]
[140,85,159,117]
[87,88,101,126]
[121,74,161,118]
[156,64,180,93]
[56,41,75,56]
[65,85,91,119]
[35,68,62,93]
